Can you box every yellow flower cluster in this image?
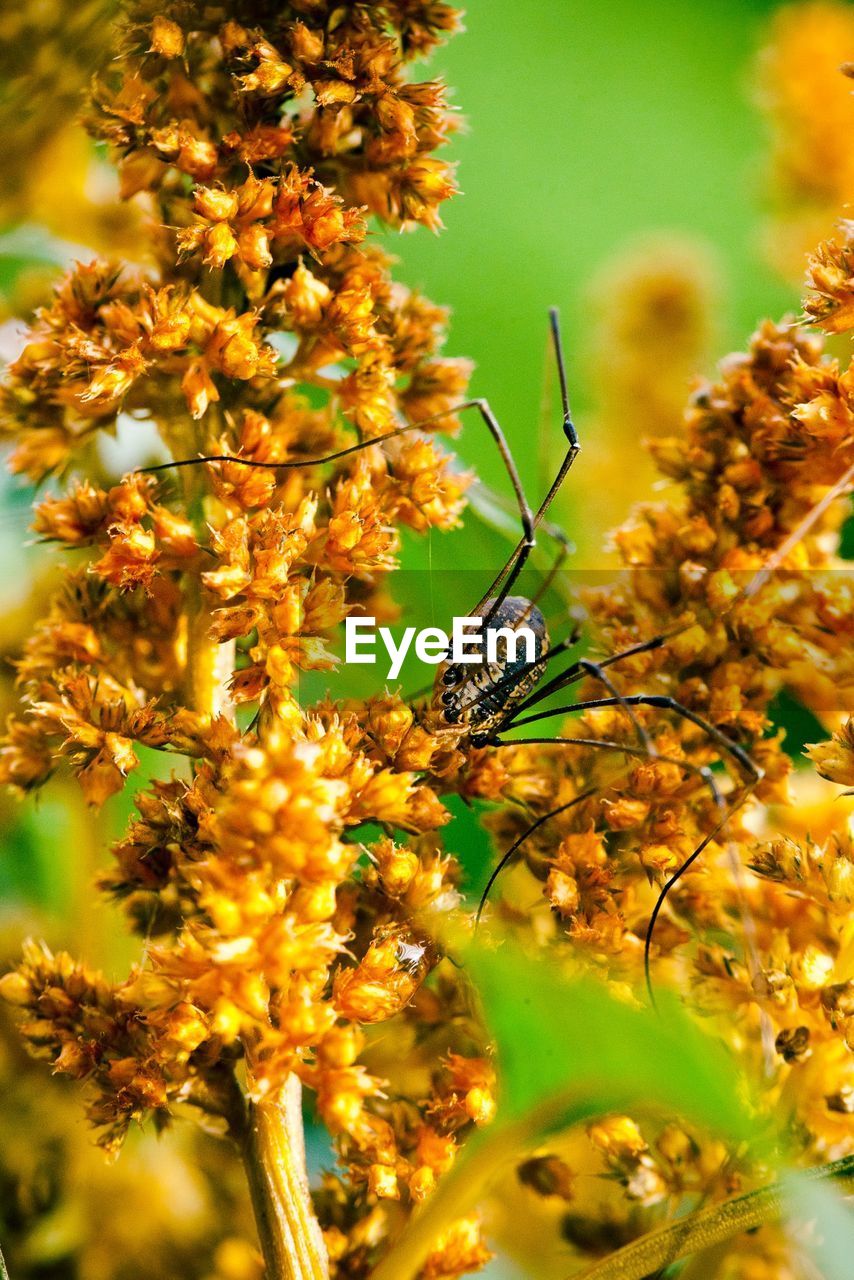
[0,991,262,1280]
[756,0,854,275]
[476,237,854,1263]
[3,4,854,1278]
[0,2,499,1275]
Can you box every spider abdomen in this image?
[430,596,549,740]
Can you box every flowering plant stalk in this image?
[0,3,495,1276]
[1,4,854,1280]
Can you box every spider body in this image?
[141,306,845,1001]
[425,596,549,743]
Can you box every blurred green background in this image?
[387,0,793,518]
[0,3,848,1278]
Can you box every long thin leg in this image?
[142,310,583,633]
[643,779,755,1003]
[529,525,573,607]
[509,630,677,718]
[477,736,743,957]
[474,311,581,620]
[143,391,550,627]
[507,695,761,784]
[497,460,854,719]
[475,786,599,925]
[485,732,763,1014]
[454,626,673,730]
[141,397,533,550]
[141,394,544,609]
[467,480,574,561]
[575,659,656,756]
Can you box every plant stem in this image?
[242,1075,330,1280]
[184,587,326,1278]
[185,586,235,720]
[570,1154,854,1280]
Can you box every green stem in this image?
[0,1240,9,1280]
[571,1155,854,1280]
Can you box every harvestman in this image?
[142,312,854,1000]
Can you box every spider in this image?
[142,311,854,1001]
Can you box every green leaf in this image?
[373,932,757,1280]
[0,223,73,299]
[464,928,754,1144]
[0,801,75,915]
[786,1172,854,1280]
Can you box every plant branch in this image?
[184,586,326,1278]
[570,1154,854,1280]
[242,1075,329,1280]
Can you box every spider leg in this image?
[467,480,574,563]
[476,736,736,945]
[444,612,661,741]
[474,308,580,621]
[510,630,675,718]
[507,694,761,786]
[484,724,762,1010]
[529,524,573,607]
[506,458,854,715]
[140,390,557,626]
[139,394,532,527]
[474,786,599,925]
[643,775,757,1005]
[574,659,657,757]
[139,309,583,637]
[141,394,552,634]
[449,615,664,731]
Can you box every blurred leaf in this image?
[0,225,70,265]
[464,929,754,1143]
[769,689,827,763]
[373,932,755,1280]
[440,796,496,893]
[841,511,854,559]
[0,223,74,297]
[0,802,74,915]
[786,1172,854,1280]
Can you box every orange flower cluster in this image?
[476,247,854,1256]
[0,990,260,1280]
[0,2,500,1276]
[3,4,854,1278]
[755,0,854,275]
